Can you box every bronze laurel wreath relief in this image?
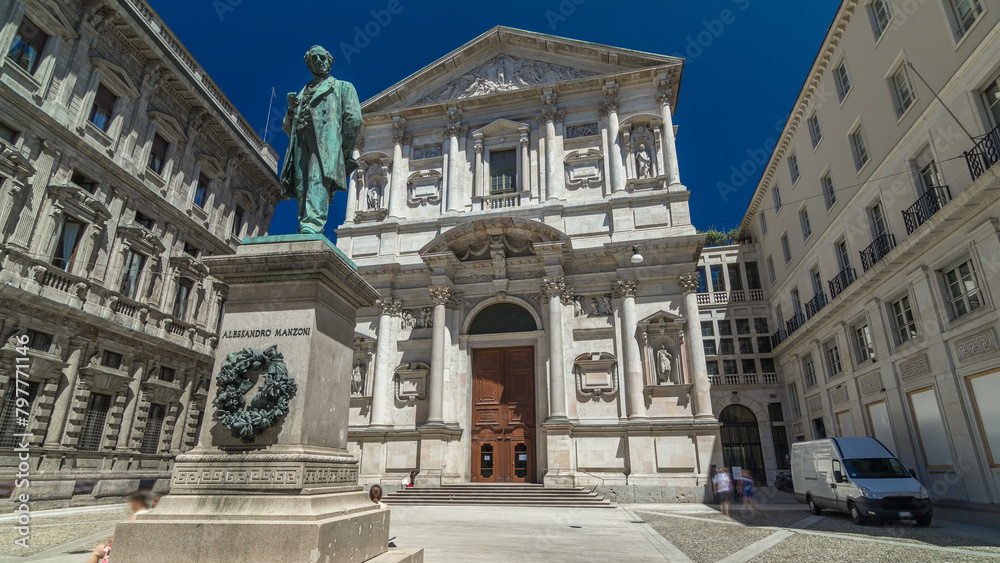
[213,345,297,443]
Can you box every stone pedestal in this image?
[112,236,421,563]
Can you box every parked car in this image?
[791,437,932,526]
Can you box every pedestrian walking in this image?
[713,467,734,517]
[741,476,758,514]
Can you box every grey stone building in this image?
[0,0,279,505]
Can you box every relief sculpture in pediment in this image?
[416,55,595,104]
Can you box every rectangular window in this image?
[761,358,776,373]
[788,383,802,419]
[120,250,146,300]
[866,400,896,453]
[746,262,762,290]
[808,113,822,148]
[736,318,751,335]
[134,211,154,230]
[754,317,769,334]
[0,122,18,144]
[767,256,776,283]
[772,185,782,212]
[835,61,852,101]
[489,149,517,194]
[101,350,123,370]
[768,402,784,422]
[907,387,953,467]
[854,322,875,362]
[984,76,1000,127]
[915,147,942,193]
[232,206,245,237]
[701,321,715,337]
[140,403,167,455]
[836,240,851,271]
[781,234,791,264]
[967,370,1000,466]
[697,269,708,293]
[850,127,869,170]
[71,171,98,194]
[759,213,768,236]
[0,380,39,447]
[89,84,117,133]
[159,367,176,383]
[788,153,800,184]
[772,426,791,470]
[6,17,48,74]
[718,320,733,336]
[813,417,828,439]
[837,410,856,437]
[52,216,85,272]
[825,340,843,376]
[147,133,169,174]
[194,174,209,208]
[949,0,984,39]
[799,208,811,240]
[183,243,200,258]
[739,338,754,355]
[757,336,773,353]
[892,64,915,116]
[78,392,112,451]
[173,278,193,319]
[810,268,824,297]
[870,0,893,38]
[704,340,717,356]
[723,359,739,375]
[720,338,735,355]
[822,173,837,209]
[707,361,720,376]
[804,356,817,388]
[728,264,744,291]
[943,259,982,319]
[890,295,918,344]
[25,329,53,352]
[710,265,726,292]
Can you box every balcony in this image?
[902,186,951,235]
[480,192,520,210]
[804,292,828,319]
[828,267,856,300]
[771,328,787,348]
[785,312,806,335]
[966,123,1000,181]
[860,234,896,272]
[708,373,779,386]
[696,290,765,305]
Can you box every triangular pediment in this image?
[472,118,529,137]
[363,26,682,114]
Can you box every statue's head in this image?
[304,46,333,78]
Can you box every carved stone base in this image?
[169,448,361,493]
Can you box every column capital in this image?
[656,87,674,108]
[542,276,566,297]
[443,123,466,139]
[375,298,402,317]
[537,107,564,124]
[429,285,452,305]
[612,279,638,298]
[678,274,699,294]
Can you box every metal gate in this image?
[719,404,766,484]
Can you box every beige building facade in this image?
[741,0,1000,524]
[0,0,279,505]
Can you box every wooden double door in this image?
[471,347,536,483]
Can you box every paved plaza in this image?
[3,502,1000,562]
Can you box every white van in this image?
[791,437,932,526]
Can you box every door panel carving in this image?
[472,347,536,483]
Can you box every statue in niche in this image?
[419,308,433,329]
[601,294,613,315]
[351,360,366,396]
[401,310,415,330]
[573,296,584,317]
[636,143,653,179]
[590,297,601,315]
[656,345,673,384]
[489,235,507,279]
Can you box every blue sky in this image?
[152,0,838,236]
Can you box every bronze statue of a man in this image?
[280,46,362,234]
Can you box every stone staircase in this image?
[382,483,615,508]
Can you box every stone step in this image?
[385,499,614,508]
[382,484,615,508]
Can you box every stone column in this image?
[116,359,147,450]
[657,85,681,187]
[520,132,531,198]
[44,339,88,447]
[370,298,400,427]
[543,277,569,421]
[614,279,646,420]
[427,285,451,426]
[388,127,406,219]
[541,107,563,201]
[445,122,464,212]
[170,374,194,452]
[680,274,713,420]
[473,135,484,200]
[602,86,627,194]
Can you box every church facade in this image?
[336,27,729,499]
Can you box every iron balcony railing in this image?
[902,186,951,235]
[804,292,828,319]
[771,328,787,349]
[785,312,806,335]
[828,267,856,300]
[860,234,896,272]
[966,123,1000,181]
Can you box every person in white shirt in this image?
[712,467,734,517]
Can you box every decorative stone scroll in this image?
[394,362,429,404]
[564,149,604,189]
[407,170,442,206]
[573,352,619,399]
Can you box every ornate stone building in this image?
[0,0,279,504]
[336,27,725,500]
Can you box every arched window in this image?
[468,303,536,335]
[719,404,766,484]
